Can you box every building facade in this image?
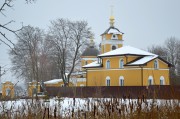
[83,15,171,86]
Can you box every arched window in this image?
[112,45,117,50]
[119,59,124,68]
[154,59,159,69]
[106,60,110,69]
[148,76,153,85]
[106,76,110,86]
[119,76,124,86]
[160,76,165,85]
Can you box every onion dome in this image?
[82,39,99,56]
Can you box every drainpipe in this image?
[140,66,143,86]
[86,69,87,86]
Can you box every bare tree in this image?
[148,45,167,60]
[9,26,44,83]
[48,18,93,86]
[0,0,36,50]
[165,37,180,83]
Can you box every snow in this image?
[98,46,156,57]
[108,29,122,34]
[0,98,179,118]
[82,61,101,68]
[127,55,158,66]
[44,79,63,84]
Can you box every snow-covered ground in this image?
[0,98,179,118]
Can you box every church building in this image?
[82,14,171,86]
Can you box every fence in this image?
[45,85,180,99]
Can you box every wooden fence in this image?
[45,85,180,99]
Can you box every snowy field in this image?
[0,98,179,118]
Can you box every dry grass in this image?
[0,97,179,119]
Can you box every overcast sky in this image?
[0,0,180,83]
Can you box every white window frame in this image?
[106,76,110,86]
[106,60,110,69]
[148,76,153,85]
[119,76,124,86]
[119,59,124,68]
[160,76,165,85]
[111,34,118,40]
[154,59,159,69]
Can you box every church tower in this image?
[100,13,124,54]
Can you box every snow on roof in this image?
[126,55,158,66]
[108,28,122,34]
[44,79,63,84]
[83,61,102,68]
[98,46,155,57]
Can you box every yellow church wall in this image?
[86,68,169,86]
[102,56,139,69]
[87,69,142,86]
[102,57,125,69]
[104,44,111,53]
[105,34,122,40]
[117,34,123,40]
[118,44,123,48]
[105,34,111,40]
[76,81,86,86]
[145,59,169,69]
[143,69,169,85]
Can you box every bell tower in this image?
[100,7,124,54]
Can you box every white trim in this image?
[82,58,98,60]
[111,34,118,40]
[101,40,123,45]
[119,58,124,68]
[148,76,153,85]
[106,76,110,86]
[87,68,169,72]
[119,76,124,86]
[106,59,110,69]
[160,76,165,85]
[154,59,159,69]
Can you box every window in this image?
[154,60,158,69]
[112,45,116,50]
[106,76,110,86]
[106,60,110,69]
[119,59,124,68]
[111,34,118,40]
[160,76,165,85]
[119,76,124,86]
[148,76,153,85]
